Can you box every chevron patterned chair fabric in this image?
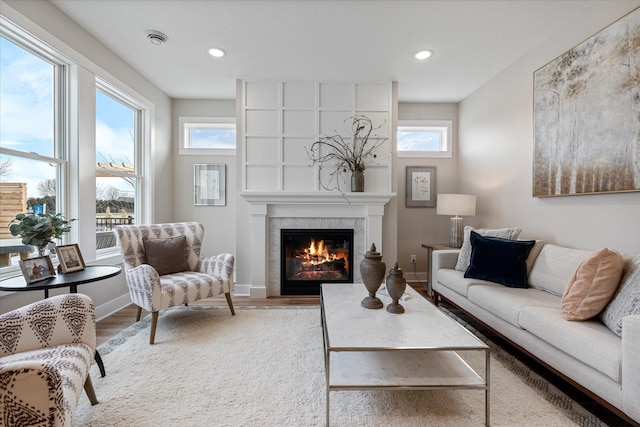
[114,222,235,344]
[0,293,98,427]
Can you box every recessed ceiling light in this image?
[208,48,226,58]
[146,30,167,46]
[414,50,433,60]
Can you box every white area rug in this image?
[73,306,603,426]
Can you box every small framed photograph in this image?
[19,256,56,284]
[55,244,86,273]
[194,164,226,206]
[406,166,436,207]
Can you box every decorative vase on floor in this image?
[351,170,365,192]
[360,243,385,309]
[385,262,407,314]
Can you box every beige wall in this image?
[458,2,640,255]
[396,103,461,275]
[171,99,237,259]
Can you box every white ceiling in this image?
[50,0,599,102]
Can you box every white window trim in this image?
[95,77,147,256]
[0,19,71,276]
[179,116,236,156]
[397,119,453,159]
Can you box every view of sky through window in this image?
[397,129,443,151]
[0,36,55,198]
[189,128,236,149]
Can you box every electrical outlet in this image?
[410,254,417,264]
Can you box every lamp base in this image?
[449,217,464,248]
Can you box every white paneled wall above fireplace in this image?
[240,80,393,193]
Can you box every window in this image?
[0,22,69,268]
[95,79,143,250]
[397,120,453,158]
[179,117,236,155]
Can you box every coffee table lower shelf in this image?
[325,349,490,425]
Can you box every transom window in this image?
[397,120,453,158]
[179,117,236,155]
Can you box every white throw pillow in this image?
[601,255,640,336]
[455,226,522,272]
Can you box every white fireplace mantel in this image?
[240,191,395,298]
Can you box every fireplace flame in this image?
[299,238,341,265]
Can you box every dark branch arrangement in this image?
[307,115,387,192]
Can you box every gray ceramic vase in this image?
[360,243,385,309]
[385,262,407,314]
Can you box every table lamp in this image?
[436,194,476,248]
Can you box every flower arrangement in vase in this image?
[9,212,76,256]
[307,115,387,193]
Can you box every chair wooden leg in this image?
[149,311,159,345]
[136,306,142,322]
[225,292,235,315]
[84,374,98,405]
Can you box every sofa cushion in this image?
[519,306,622,382]
[528,244,593,296]
[464,232,536,288]
[467,285,560,328]
[601,255,640,336]
[561,248,625,321]
[454,226,521,272]
[143,236,189,276]
[435,268,500,297]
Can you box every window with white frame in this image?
[179,117,236,155]
[397,120,453,158]
[95,79,144,250]
[0,21,69,269]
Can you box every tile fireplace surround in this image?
[240,192,395,297]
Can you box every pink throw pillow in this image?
[561,248,625,321]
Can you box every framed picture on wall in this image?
[194,164,226,206]
[406,166,436,207]
[55,244,86,273]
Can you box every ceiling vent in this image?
[146,31,167,46]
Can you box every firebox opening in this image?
[281,229,354,295]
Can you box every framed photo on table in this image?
[55,244,86,273]
[19,256,56,283]
[194,164,226,206]
[406,166,436,207]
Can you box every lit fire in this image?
[298,238,342,265]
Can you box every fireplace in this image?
[281,229,354,295]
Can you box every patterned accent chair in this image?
[0,293,98,427]
[114,222,235,344]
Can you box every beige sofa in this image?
[432,242,640,424]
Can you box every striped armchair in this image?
[114,222,235,344]
[0,294,98,427]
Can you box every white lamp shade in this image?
[437,194,476,216]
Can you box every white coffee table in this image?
[320,283,490,426]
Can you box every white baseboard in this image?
[233,283,251,296]
[95,293,133,322]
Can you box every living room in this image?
[1,0,639,425]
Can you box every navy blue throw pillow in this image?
[464,231,536,288]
